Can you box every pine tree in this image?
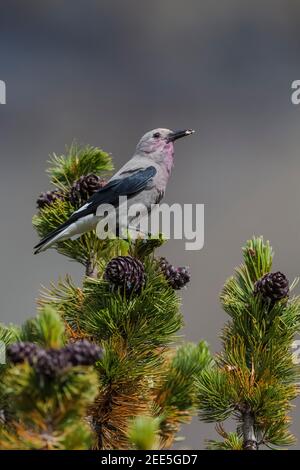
[0,307,100,449]
[0,143,212,450]
[196,237,300,450]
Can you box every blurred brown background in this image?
[1,0,300,448]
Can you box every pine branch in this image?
[128,415,160,450]
[85,250,98,278]
[238,403,258,450]
[197,236,300,450]
[29,141,208,450]
[0,324,21,430]
[0,309,100,450]
[155,342,213,447]
[207,424,243,450]
[21,306,65,348]
[47,143,113,190]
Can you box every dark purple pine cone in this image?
[254,271,289,303]
[7,341,102,378]
[64,340,102,366]
[32,348,69,378]
[37,190,65,210]
[6,342,40,364]
[104,256,146,296]
[70,174,106,206]
[158,257,191,290]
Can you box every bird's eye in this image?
[153,132,161,138]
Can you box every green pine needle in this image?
[47,142,113,190]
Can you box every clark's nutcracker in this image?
[34,128,194,254]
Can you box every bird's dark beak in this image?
[168,129,195,142]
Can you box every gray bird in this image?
[34,128,194,254]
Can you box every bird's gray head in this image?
[135,128,195,172]
[136,128,194,155]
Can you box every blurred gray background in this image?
[1,0,300,449]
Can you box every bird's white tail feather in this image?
[34,227,72,253]
[34,215,98,254]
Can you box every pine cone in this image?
[7,342,40,364]
[158,257,191,290]
[254,271,289,302]
[64,340,102,366]
[7,340,102,377]
[104,256,146,296]
[32,349,69,378]
[70,174,106,206]
[37,190,65,210]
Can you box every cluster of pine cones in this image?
[37,174,107,210]
[104,255,190,296]
[158,257,191,290]
[254,271,289,304]
[7,340,102,378]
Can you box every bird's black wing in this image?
[72,165,157,219]
[33,166,156,251]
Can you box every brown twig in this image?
[86,251,98,278]
[238,403,258,450]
